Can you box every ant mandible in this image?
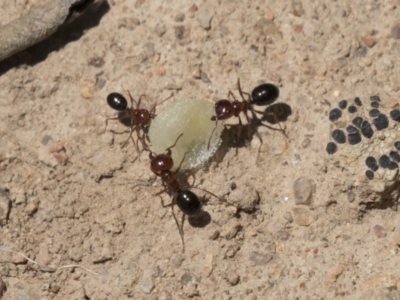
[105,90,172,151]
[147,134,225,252]
[208,79,284,148]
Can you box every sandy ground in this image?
[1,0,400,299]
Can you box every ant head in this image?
[150,153,174,174]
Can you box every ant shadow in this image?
[212,102,293,163]
[0,0,110,76]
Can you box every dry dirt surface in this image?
[2,0,400,299]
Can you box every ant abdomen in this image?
[251,83,279,106]
[107,92,128,111]
[176,190,202,215]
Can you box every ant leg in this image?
[228,90,239,102]
[165,133,184,154]
[150,93,173,114]
[121,125,137,148]
[173,152,188,176]
[170,196,185,252]
[254,109,287,137]
[192,186,239,210]
[136,94,146,109]
[126,90,138,108]
[207,119,219,150]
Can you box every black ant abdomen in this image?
[107,92,128,111]
[251,83,279,106]
[176,190,202,216]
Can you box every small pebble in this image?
[390,22,400,39]
[180,273,192,286]
[24,201,39,216]
[195,11,212,30]
[372,225,387,238]
[174,13,185,22]
[326,142,337,154]
[302,137,311,148]
[284,211,293,222]
[220,220,242,240]
[293,177,313,205]
[388,161,398,170]
[249,251,273,265]
[226,273,240,286]
[292,206,313,226]
[140,273,155,294]
[332,129,346,144]
[0,189,11,226]
[395,141,400,151]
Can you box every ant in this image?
[208,79,285,148]
[147,134,231,252]
[105,90,172,151]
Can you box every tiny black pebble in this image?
[348,105,357,113]
[329,108,342,122]
[369,109,380,118]
[346,125,359,134]
[352,117,363,128]
[390,109,400,121]
[370,101,379,108]
[348,132,361,145]
[366,156,379,171]
[361,120,374,138]
[395,141,400,151]
[354,97,362,106]
[332,129,346,144]
[326,142,337,154]
[338,99,347,109]
[370,95,380,102]
[388,161,399,170]
[365,170,374,180]
[389,151,400,162]
[373,114,389,130]
[379,155,390,168]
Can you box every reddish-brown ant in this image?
[105,90,172,151]
[208,79,286,148]
[147,134,232,251]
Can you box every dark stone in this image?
[379,155,390,168]
[365,170,374,180]
[360,120,374,138]
[396,141,400,151]
[338,99,347,109]
[354,97,362,106]
[332,129,346,144]
[366,156,379,171]
[370,95,380,102]
[370,101,379,108]
[389,151,400,162]
[390,109,400,121]
[326,142,337,154]
[388,161,399,170]
[352,117,363,128]
[369,109,380,118]
[373,114,389,130]
[329,108,342,122]
[348,132,361,145]
[346,125,359,134]
[348,105,357,113]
